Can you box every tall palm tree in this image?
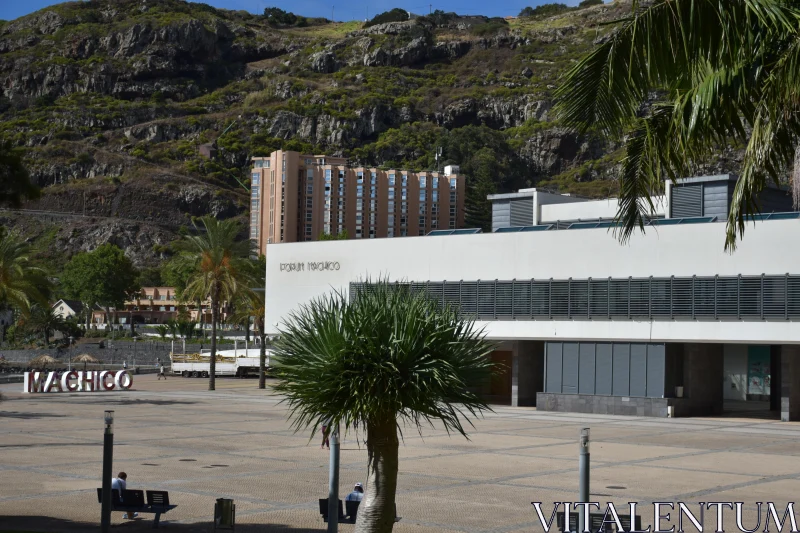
[230,289,267,388]
[554,0,800,249]
[0,231,49,315]
[273,281,494,532]
[154,324,169,341]
[176,216,254,390]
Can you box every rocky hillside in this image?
[0,0,740,269]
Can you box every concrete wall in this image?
[537,392,670,417]
[265,218,800,342]
[678,343,724,416]
[780,345,800,421]
[724,344,748,401]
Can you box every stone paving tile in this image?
[3,374,800,533]
[644,451,800,476]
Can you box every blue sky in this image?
[1,0,587,23]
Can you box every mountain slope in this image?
[0,0,740,269]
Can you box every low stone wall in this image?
[537,392,671,417]
[0,341,238,366]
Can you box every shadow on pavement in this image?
[0,515,325,532]
[0,411,69,419]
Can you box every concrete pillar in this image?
[780,345,800,422]
[681,343,724,416]
[511,341,544,407]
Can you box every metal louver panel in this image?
[671,185,703,217]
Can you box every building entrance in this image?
[722,345,779,418]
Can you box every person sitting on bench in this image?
[111,471,138,519]
[345,482,364,502]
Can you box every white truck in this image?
[170,348,272,378]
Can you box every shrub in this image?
[518,3,571,18]
[365,8,409,28]
[579,0,603,6]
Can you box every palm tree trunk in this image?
[355,418,399,533]
[209,291,218,391]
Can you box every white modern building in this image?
[265,174,800,420]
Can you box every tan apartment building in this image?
[249,150,466,256]
[90,287,230,327]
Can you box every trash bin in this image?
[214,498,235,531]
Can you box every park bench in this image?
[557,511,642,533]
[96,488,177,529]
[319,498,401,524]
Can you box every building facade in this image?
[249,150,466,256]
[265,176,800,420]
[90,287,228,327]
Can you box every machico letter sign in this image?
[23,370,133,393]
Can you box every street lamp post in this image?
[578,428,590,533]
[68,336,73,371]
[100,410,115,533]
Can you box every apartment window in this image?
[356,214,363,223]
[306,212,313,222]
[401,174,408,186]
[433,190,439,202]
[433,177,438,188]
[251,173,260,184]
[419,190,426,202]
[356,200,363,211]
[419,203,426,215]
[401,203,407,214]
[306,198,313,209]
[420,176,426,188]
[307,169,314,179]
[160,295,166,301]
[450,178,457,190]
[400,215,407,226]
[305,158,313,165]
[388,189,395,199]
[370,172,377,185]
[388,227,395,237]
[419,216,426,226]
[388,174,395,186]
[388,201,395,213]
[357,171,364,184]
[356,227,363,238]
[400,229,407,236]
[369,227,376,238]
[357,185,363,197]
[159,306,166,311]
[325,169,332,181]
[282,155,286,170]
[388,215,394,225]
[370,186,377,199]
[431,219,439,228]
[282,172,286,183]
[401,189,408,200]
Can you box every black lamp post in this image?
[100,410,114,533]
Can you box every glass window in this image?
[433,190,439,202]
[450,178,457,189]
[357,172,364,184]
[325,170,332,181]
[433,177,438,188]
[370,186,377,198]
[370,172,377,185]
[357,185,363,197]
[419,190,426,202]
[401,189,408,200]
[251,173,260,184]
[388,174,395,186]
[401,174,408,186]
[389,189,395,199]
[420,176,426,188]
[307,169,314,179]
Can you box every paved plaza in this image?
[2,376,800,532]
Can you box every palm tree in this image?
[231,289,267,388]
[273,281,495,532]
[176,216,254,390]
[554,0,800,250]
[154,324,169,341]
[24,304,64,346]
[0,231,49,315]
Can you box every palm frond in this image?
[272,280,495,441]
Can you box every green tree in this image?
[318,229,349,240]
[0,140,39,207]
[154,324,169,341]
[518,3,570,18]
[0,230,49,315]
[273,281,494,532]
[578,0,603,7]
[263,6,297,25]
[231,255,268,388]
[365,8,409,27]
[554,0,800,249]
[162,253,196,300]
[60,244,139,328]
[175,216,255,390]
[23,304,64,346]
